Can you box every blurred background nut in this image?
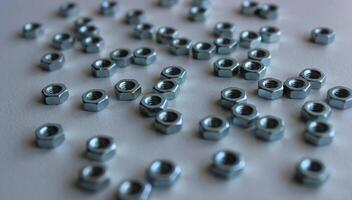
[213,22,236,38]
[133,23,155,40]
[199,115,230,141]
[74,17,93,32]
[114,79,141,101]
[22,22,44,39]
[110,48,132,68]
[35,123,65,149]
[139,93,168,117]
[284,77,311,99]
[192,41,215,60]
[240,60,266,80]
[158,0,178,7]
[52,33,75,50]
[327,86,352,109]
[100,0,118,16]
[116,179,152,200]
[240,0,259,15]
[156,26,179,45]
[169,38,192,56]
[311,27,336,45]
[91,58,116,78]
[301,101,331,121]
[213,58,240,77]
[232,103,259,127]
[153,79,180,100]
[220,87,247,109]
[295,157,330,187]
[257,78,283,100]
[146,159,181,188]
[211,150,245,179]
[191,0,211,7]
[255,115,285,141]
[189,6,210,22]
[260,26,281,43]
[304,120,335,146]
[257,3,279,20]
[214,37,237,55]
[77,25,100,39]
[40,52,65,71]
[133,47,157,66]
[248,48,271,66]
[155,109,183,134]
[125,9,146,25]
[42,83,69,105]
[81,89,109,112]
[160,66,187,85]
[59,2,79,17]
[299,68,326,89]
[239,31,261,49]
[86,135,116,162]
[82,36,104,53]
[78,164,110,192]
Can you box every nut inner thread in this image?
[196,43,211,50]
[121,181,143,195]
[308,102,325,113]
[205,117,223,128]
[266,27,278,33]
[303,69,321,79]
[113,49,129,58]
[86,91,103,101]
[319,28,331,35]
[219,59,234,67]
[89,137,111,149]
[39,126,59,137]
[192,6,206,13]
[46,85,63,94]
[139,23,152,30]
[160,111,178,122]
[54,33,70,41]
[245,62,261,70]
[45,53,60,61]
[260,117,279,129]
[130,9,143,16]
[218,22,232,30]
[252,50,267,58]
[174,38,188,46]
[236,105,254,116]
[151,161,174,175]
[165,67,181,75]
[312,122,329,133]
[119,81,136,91]
[224,89,242,99]
[263,79,279,88]
[288,79,305,88]
[25,23,40,31]
[84,165,105,177]
[216,151,238,166]
[145,95,162,106]
[217,38,231,45]
[137,48,152,56]
[333,88,350,98]
[302,159,323,173]
[96,59,112,68]
[157,80,175,90]
[244,32,258,39]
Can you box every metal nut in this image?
[188,6,210,22]
[260,26,281,43]
[139,93,168,117]
[59,2,79,17]
[213,58,240,77]
[255,115,285,141]
[299,68,326,89]
[155,109,183,134]
[284,77,311,99]
[160,66,187,85]
[86,135,116,162]
[35,123,65,149]
[211,150,245,179]
[52,33,75,50]
[82,89,109,112]
[100,0,118,16]
[42,83,69,105]
[91,59,117,78]
[295,157,330,187]
[169,37,192,56]
[146,159,181,187]
[77,25,100,39]
[240,0,259,15]
[220,87,247,109]
[192,41,215,60]
[114,79,142,101]
[248,48,271,66]
[240,60,266,80]
[133,47,157,66]
[158,0,178,7]
[156,26,179,45]
[239,31,261,49]
[82,36,104,53]
[74,17,93,31]
[232,103,259,127]
[327,86,352,109]
[78,164,110,192]
[257,3,279,20]
[257,78,283,100]
[22,22,44,39]
[133,23,155,40]
[40,52,65,71]
[311,27,336,45]
[214,37,238,55]
[213,22,236,38]
[199,116,230,141]
[110,48,133,68]
[191,0,211,7]
[153,79,180,100]
[304,120,335,146]
[116,179,152,200]
[301,101,331,121]
[125,9,146,25]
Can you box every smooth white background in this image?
[1,0,352,199]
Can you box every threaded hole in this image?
[130,9,143,16]
[45,85,63,94]
[192,6,206,13]
[159,111,178,122]
[44,53,60,61]
[216,151,239,166]
[266,26,278,33]
[24,23,40,31]
[288,79,305,88]
[112,49,129,58]
[217,22,232,30]
[137,48,152,56]
[205,117,223,128]
[157,80,175,90]
[86,91,103,100]
[174,38,188,46]
[219,59,234,67]
[121,181,143,195]
[318,28,331,35]
[308,102,325,113]
[165,67,182,75]
[244,61,261,70]
[54,33,70,41]
[119,81,136,91]
[236,104,254,116]
[39,126,59,137]
[224,89,242,99]
[138,23,152,30]
[95,59,112,68]
[251,49,267,58]
[145,95,162,105]
[85,165,105,177]
[196,42,211,50]
[89,137,112,149]
[102,1,116,7]
[216,37,231,45]
[263,79,279,88]
[312,122,329,133]
[303,69,321,79]
[243,31,258,39]
[151,161,174,175]
[304,160,323,172]
[260,117,279,129]
[333,88,350,98]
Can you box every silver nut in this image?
[158,0,178,7]
[257,3,279,20]
[211,150,245,179]
[110,48,133,68]
[299,68,326,89]
[240,0,259,15]
[133,47,157,66]
[82,36,104,53]
[116,179,152,200]
[191,0,211,7]
[155,109,183,134]
[220,87,247,109]
[260,26,281,43]
[91,59,117,78]
[125,9,146,25]
[304,120,335,146]
[41,83,69,105]
[40,52,65,71]
[160,66,187,85]
[248,48,271,66]
[52,33,75,50]
[257,78,283,100]
[240,60,266,80]
[327,86,352,109]
[133,23,155,40]
[82,89,109,112]
[35,123,65,149]
[139,93,168,117]
[156,26,179,45]
[78,164,110,192]
[86,135,116,162]
[214,37,238,55]
[169,37,192,56]
[100,0,118,16]
[192,41,215,60]
[232,103,259,127]
[114,79,142,101]
[188,6,210,22]
[59,2,79,17]
[284,77,311,99]
[301,101,331,121]
[74,17,93,31]
[199,116,230,141]
[146,159,181,187]
[213,58,240,77]
[153,79,180,100]
[213,22,236,38]
[311,27,336,45]
[255,115,285,141]
[77,25,100,39]
[295,157,330,187]
[22,22,44,39]
[239,31,261,49]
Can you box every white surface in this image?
[1,0,352,199]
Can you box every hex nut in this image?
[139,93,168,117]
[82,36,104,53]
[155,109,183,134]
[52,33,75,50]
[133,23,155,40]
[301,101,332,121]
[35,123,65,149]
[156,26,179,45]
[110,48,133,68]
[214,37,238,55]
[86,135,116,162]
[257,78,284,100]
[160,66,187,85]
[82,89,109,112]
[116,179,152,200]
[91,59,117,78]
[213,22,236,38]
[255,115,285,141]
[311,27,336,45]
[40,52,65,71]
[192,41,215,60]
[260,26,281,43]
[248,48,271,66]
[42,83,69,105]
[240,0,259,15]
[153,79,180,100]
[284,77,311,99]
[211,150,245,179]
[299,68,326,89]
[59,2,79,17]
[100,0,118,16]
[257,3,279,20]
[22,22,44,39]
[77,25,100,39]
[158,0,178,7]
[189,6,210,22]
[239,31,261,49]
[146,159,181,187]
[125,9,146,25]
[240,60,266,80]
[133,47,157,66]
[114,79,142,101]
[220,87,247,109]
[304,120,335,146]
[74,17,93,31]
[199,116,230,141]
[232,103,259,127]
[213,58,240,77]
[327,86,352,109]
[295,157,330,187]
[78,164,110,192]
[169,37,192,56]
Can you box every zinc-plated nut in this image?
[110,48,133,68]
[146,159,181,187]
[133,47,157,66]
[153,79,180,100]
[255,115,285,141]
[311,27,336,45]
[82,36,104,53]
[155,109,183,134]
[77,25,100,39]
[188,6,210,22]
[114,79,142,101]
[213,58,240,77]
[86,135,116,162]
[214,37,238,55]
[232,103,259,127]
[220,87,247,109]
[191,0,211,7]
[240,60,266,80]
[74,17,93,31]
[240,0,259,15]
[139,93,168,117]
[169,37,192,56]
[52,33,75,50]
[22,22,44,39]
[156,26,179,45]
[78,164,110,192]
[40,52,65,71]
[327,86,352,109]
[192,41,215,60]
[239,31,261,49]
[295,157,330,187]
[35,123,65,149]
[304,120,335,146]
[158,0,178,7]
[59,2,79,17]
[301,101,332,121]
[284,77,311,99]
[100,0,118,16]
[91,59,117,78]
[299,68,326,89]
[160,66,187,85]
[125,9,146,25]
[211,150,245,179]
[82,89,109,112]
[257,78,284,100]
[133,23,155,40]
[257,3,279,20]
[248,48,271,66]
[199,116,230,141]
[260,26,281,43]
[116,180,152,200]
[213,22,236,38]
[42,83,69,105]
